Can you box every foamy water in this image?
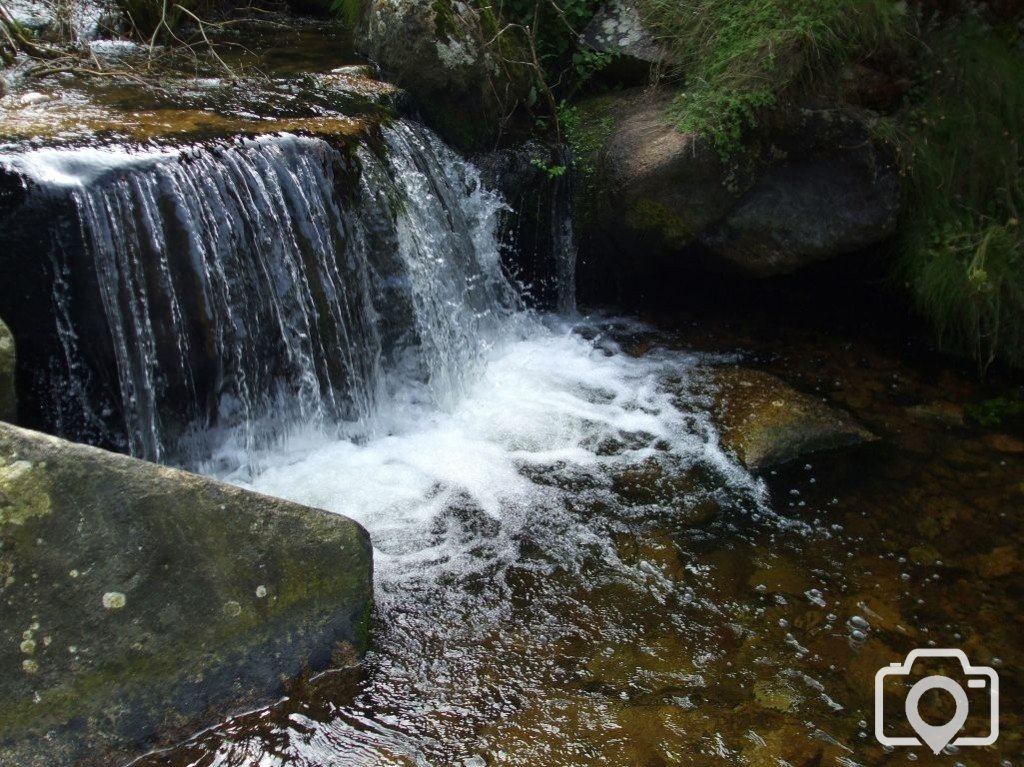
[223,316,766,582]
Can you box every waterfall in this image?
[0,122,521,471]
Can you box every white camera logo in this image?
[875,649,999,754]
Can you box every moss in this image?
[559,96,617,227]
[965,394,1024,431]
[0,320,13,422]
[330,0,366,27]
[0,459,51,527]
[635,0,911,157]
[624,199,693,249]
[0,423,373,761]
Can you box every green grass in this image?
[630,0,1023,373]
[882,24,1024,374]
[636,0,910,156]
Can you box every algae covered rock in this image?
[708,367,875,469]
[0,422,373,767]
[0,319,13,422]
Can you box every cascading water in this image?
[1,122,520,470]
[3,119,791,766]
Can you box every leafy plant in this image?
[531,157,568,178]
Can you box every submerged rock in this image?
[0,422,372,767]
[0,319,13,422]
[708,367,876,469]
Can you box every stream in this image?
[0,16,1021,767]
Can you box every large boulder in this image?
[0,422,373,767]
[708,367,876,469]
[573,90,901,298]
[0,319,13,422]
[355,0,532,149]
[698,109,901,276]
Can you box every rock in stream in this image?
[0,422,373,767]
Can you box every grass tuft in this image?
[637,0,911,156]
[883,23,1024,374]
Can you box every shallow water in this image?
[135,312,1023,767]
[0,21,386,146]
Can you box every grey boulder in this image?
[0,422,373,767]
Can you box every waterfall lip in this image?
[0,144,179,188]
[0,132,320,189]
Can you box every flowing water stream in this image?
[1,56,1022,764]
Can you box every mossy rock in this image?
[0,319,13,422]
[708,367,876,469]
[0,422,373,767]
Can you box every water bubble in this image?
[804,589,826,607]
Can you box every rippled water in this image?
[135,311,1023,767]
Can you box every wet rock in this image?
[0,319,13,422]
[476,140,573,309]
[584,634,701,698]
[748,558,810,596]
[616,532,686,581]
[905,400,966,427]
[580,0,666,82]
[752,678,803,713]
[741,719,824,767]
[981,433,1024,453]
[709,367,876,470]
[355,0,531,148]
[0,422,373,767]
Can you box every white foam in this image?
[1,144,176,188]
[224,317,765,580]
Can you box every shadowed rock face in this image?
[0,320,13,422]
[707,367,876,469]
[0,422,373,767]
[574,91,901,299]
